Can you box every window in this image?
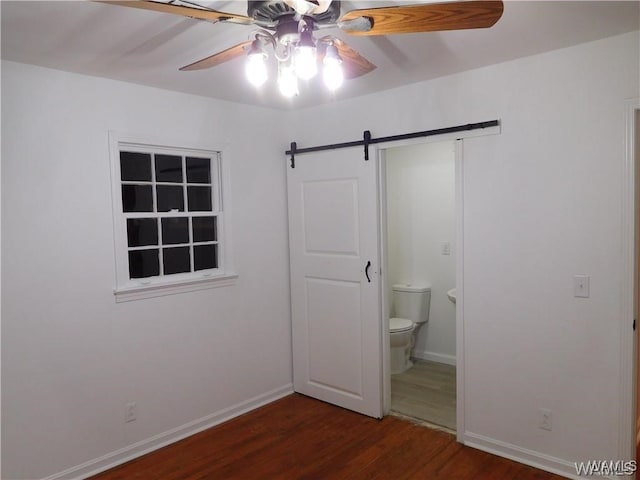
[110,134,236,301]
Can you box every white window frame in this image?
[109,131,237,302]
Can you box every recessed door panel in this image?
[302,179,359,256]
[306,277,362,396]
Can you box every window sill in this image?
[114,273,238,303]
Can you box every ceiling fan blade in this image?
[319,37,377,79]
[179,41,252,71]
[97,1,254,25]
[339,1,503,36]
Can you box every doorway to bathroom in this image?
[383,139,458,431]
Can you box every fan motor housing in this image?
[247,0,341,25]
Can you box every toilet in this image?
[389,283,431,375]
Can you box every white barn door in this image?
[287,146,383,418]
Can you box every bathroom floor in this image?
[390,359,456,430]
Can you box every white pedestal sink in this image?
[447,288,456,304]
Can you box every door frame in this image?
[378,137,461,424]
[376,125,499,438]
[622,97,640,465]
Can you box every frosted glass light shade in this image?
[323,45,343,91]
[323,59,343,91]
[245,53,268,87]
[294,45,318,80]
[278,64,299,97]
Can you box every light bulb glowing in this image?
[245,52,268,87]
[245,39,268,87]
[294,45,318,80]
[278,64,299,98]
[323,45,343,91]
[293,39,318,80]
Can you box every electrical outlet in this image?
[125,402,137,423]
[538,408,552,431]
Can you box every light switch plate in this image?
[573,275,590,298]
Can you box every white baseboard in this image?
[412,349,457,366]
[462,431,579,479]
[45,384,294,480]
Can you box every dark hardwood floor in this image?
[90,394,566,480]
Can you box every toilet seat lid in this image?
[390,317,414,333]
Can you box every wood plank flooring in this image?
[90,394,566,480]
[391,359,456,430]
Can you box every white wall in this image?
[3,28,639,480]
[1,61,293,480]
[386,141,456,364]
[286,31,640,477]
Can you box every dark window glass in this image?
[157,185,184,212]
[163,247,191,275]
[161,217,189,245]
[120,152,152,181]
[194,244,217,271]
[128,249,159,278]
[122,185,153,212]
[186,157,211,183]
[155,155,183,183]
[188,186,212,211]
[192,216,217,242]
[127,218,158,247]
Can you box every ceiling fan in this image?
[100,0,504,97]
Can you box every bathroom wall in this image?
[385,141,457,365]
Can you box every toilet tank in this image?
[392,284,431,325]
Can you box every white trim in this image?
[621,98,640,467]
[378,148,392,415]
[114,273,238,302]
[462,431,581,480]
[454,138,465,442]
[411,350,457,366]
[108,131,236,301]
[44,384,294,480]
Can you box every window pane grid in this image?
[127,245,165,252]
[188,214,194,273]
[149,154,162,276]
[150,152,158,214]
[182,157,189,223]
[121,147,219,280]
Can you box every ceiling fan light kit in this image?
[98,0,504,99]
[244,19,344,97]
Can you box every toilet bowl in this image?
[389,283,431,375]
[389,317,415,375]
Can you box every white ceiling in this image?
[2,1,638,110]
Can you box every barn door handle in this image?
[365,261,371,283]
